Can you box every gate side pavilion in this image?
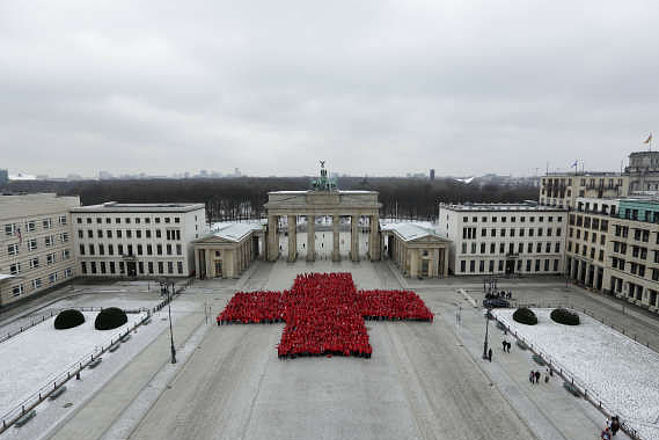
[263,190,381,263]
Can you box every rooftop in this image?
[202,221,264,242]
[0,193,81,219]
[381,222,445,242]
[72,201,205,213]
[439,202,566,212]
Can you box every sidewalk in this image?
[46,301,204,440]
[443,303,631,440]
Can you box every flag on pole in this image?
[644,133,653,144]
[571,160,578,168]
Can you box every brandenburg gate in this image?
[264,163,381,262]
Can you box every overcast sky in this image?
[2,0,658,178]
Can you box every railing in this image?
[494,311,645,440]
[0,312,151,434]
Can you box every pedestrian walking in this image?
[507,341,511,352]
[488,348,492,362]
[502,340,507,351]
[530,370,535,384]
[534,370,541,384]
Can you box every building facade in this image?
[539,173,628,208]
[1,193,80,306]
[71,202,206,278]
[565,197,618,290]
[382,223,449,278]
[606,198,659,311]
[437,203,567,276]
[626,151,659,192]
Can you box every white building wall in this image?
[438,204,567,276]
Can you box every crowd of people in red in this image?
[358,290,433,322]
[216,272,433,359]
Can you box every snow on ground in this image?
[0,312,144,418]
[493,308,659,440]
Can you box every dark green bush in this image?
[54,309,86,330]
[550,308,580,326]
[94,307,128,330]
[512,307,538,325]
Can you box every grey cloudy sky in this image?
[2,0,658,178]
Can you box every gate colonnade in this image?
[264,190,382,263]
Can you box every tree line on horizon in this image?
[3,176,539,223]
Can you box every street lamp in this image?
[160,279,177,364]
[482,306,491,360]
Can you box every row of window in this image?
[610,277,659,306]
[76,216,180,225]
[79,243,182,257]
[8,250,71,274]
[80,260,184,275]
[77,228,181,241]
[459,258,560,273]
[6,234,69,256]
[568,228,606,246]
[567,242,605,262]
[4,216,68,236]
[613,225,658,243]
[621,208,659,224]
[611,242,659,262]
[461,215,563,224]
[569,214,609,231]
[10,268,73,297]
[611,257,659,281]
[461,227,562,239]
[460,241,561,255]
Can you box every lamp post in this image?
[482,307,491,360]
[160,279,177,364]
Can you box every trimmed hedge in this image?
[94,307,128,330]
[550,308,580,326]
[512,307,538,325]
[54,309,86,330]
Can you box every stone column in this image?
[267,215,278,262]
[332,214,341,262]
[443,247,449,277]
[350,215,360,262]
[307,215,315,262]
[577,259,584,283]
[369,214,381,261]
[288,215,297,262]
[194,248,201,279]
[205,249,213,279]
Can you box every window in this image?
[126,230,132,239]
[87,230,93,238]
[157,244,163,255]
[491,228,496,237]
[30,257,40,268]
[5,223,16,236]
[91,262,97,274]
[126,217,131,224]
[158,261,164,273]
[544,259,550,271]
[77,217,82,224]
[59,215,67,225]
[106,218,112,224]
[79,244,85,255]
[12,284,24,297]
[64,268,72,278]
[469,260,475,273]
[49,272,58,284]
[168,261,174,274]
[45,235,54,247]
[42,218,52,229]
[7,243,19,256]
[97,230,103,238]
[526,260,531,272]
[146,230,152,238]
[145,218,151,224]
[62,249,70,260]
[156,229,162,238]
[460,260,466,272]
[81,262,87,274]
[98,244,105,255]
[176,244,182,255]
[88,244,95,255]
[108,244,114,255]
[10,263,21,275]
[118,244,124,255]
[115,217,121,224]
[555,242,560,253]
[117,230,123,238]
[96,218,102,224]
[148,262,154,274]
[78,230,84,239]
[137,244,143,255]
[60,232,69,243]
[110,262,116,274]
[26,221,36,232]
[155,217,161,224]
[86,218,92,224]
[135,218,141,224]
[147,244,153,255]
[175,217,181,223]
[107,230,113,238]
[47,253,55,265]
[100,262,106,274]
[535,259,540,271]
[165,217,171,224]
[32,278,42,289]
[177,261,184,274]
[136,230,142,238]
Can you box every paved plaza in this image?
[0,261,655,440]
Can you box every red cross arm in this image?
[216,291,284,324]
[359,290,433,322]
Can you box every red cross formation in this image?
[217,272,433,359]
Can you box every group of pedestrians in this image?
[601,416,621,439]
[529,368,551,384]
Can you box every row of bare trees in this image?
[4,176,538,223]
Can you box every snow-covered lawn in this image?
[493,308,659,440]
[0,312,144,418]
